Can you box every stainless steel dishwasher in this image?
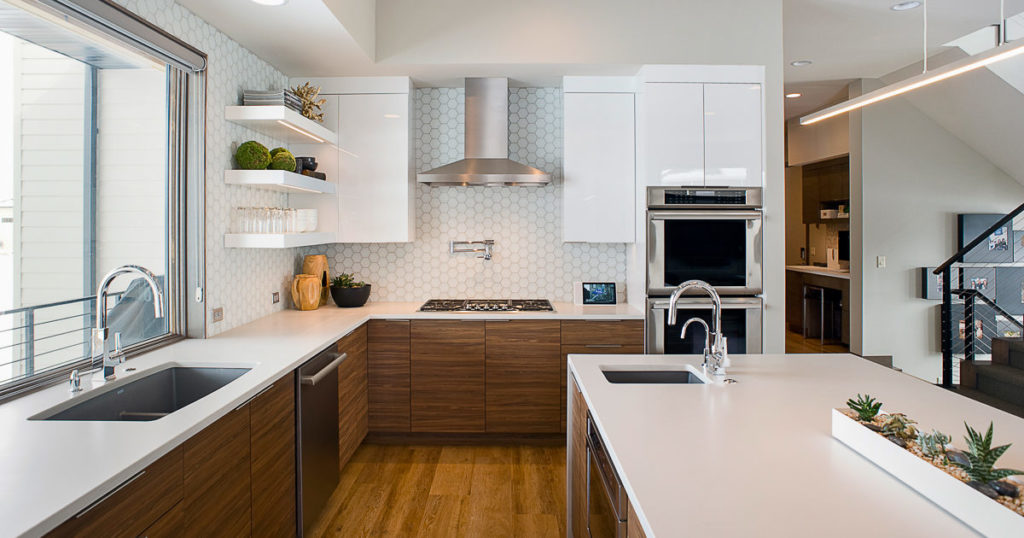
[296,346,348,535]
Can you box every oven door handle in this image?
[648,209,763,221]
[649,298,763,310]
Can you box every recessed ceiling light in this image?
[790,60,813,67]
[251,0,288,5]
[891,1,921,11]
[785,93,802,99]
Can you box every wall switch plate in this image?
[877,256,887,268]
[212,307,224,323]
[810,247,816,256]
[272,292,280,304]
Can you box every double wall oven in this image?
[646,186,763,354]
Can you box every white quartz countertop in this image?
[786,265,851,280]
[569,353,1024,537]
[1,301,641,538]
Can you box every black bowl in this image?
[330,285,371,307]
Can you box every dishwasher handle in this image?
[300,352,347,386]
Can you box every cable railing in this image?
[934,203,1024,387]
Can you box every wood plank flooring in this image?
[309,444,566,538]
[785,329,849,354]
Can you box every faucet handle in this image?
[69,369,82,393]
[113,332,123,354]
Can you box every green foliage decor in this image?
[331,273,366,288]
[268,151,296,172]
[846,394,883,422]
[952,422,1024,483]
[881,413,918,441]
[235,140,271,170]
[916,429,951,459]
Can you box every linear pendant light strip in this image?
[799,37,1024,125]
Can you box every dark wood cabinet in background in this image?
[485,320,561,433]
[559,320,645,432]
[367,319,411,432]
[411,320,486,432]
[338,325,368,466]
[801,155,849,224]
[182,405,252,536]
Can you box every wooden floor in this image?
[785,329,849,354]
[310,444,567,538]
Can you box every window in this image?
[0,0,205,398]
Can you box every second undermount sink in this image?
[32,365,251,421]
[602,366,706,384]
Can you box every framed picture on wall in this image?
[1015,230,1024,262]
[959,214,1014,263]
[920,267,943,300]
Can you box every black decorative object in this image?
[295,156,318,174]
[330,285,371,308]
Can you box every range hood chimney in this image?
[417,78,550,186]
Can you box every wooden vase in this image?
[291,274,322,311]
[302,254,330,307]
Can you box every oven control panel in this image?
[647,186,762,209]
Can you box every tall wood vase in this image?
[291,274,321,311]
[302,254,330,307]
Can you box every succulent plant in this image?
[916,429,951,459]
[881,413,918,441]
[235,140,271,169]
[951,422,1024,484]
[846,394,883,422]
[331,273,366,288]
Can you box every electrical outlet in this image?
[877,255,887,268]
[810,247,816,257]
[272,292,280,304]
[212,307,224,323]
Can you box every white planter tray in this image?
[224,169,335,194]
[832,409,1024,537]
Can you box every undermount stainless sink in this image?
[32,366,251,421]
[602,368,705,384]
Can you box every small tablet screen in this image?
[583,283,616,305]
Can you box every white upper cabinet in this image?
[704,83,762,187]
[640,83,704,186]
[563,89,635,243]
[637,66,765,188]
[291,77,414,243]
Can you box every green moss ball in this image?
[269,147,292,158]
[235,141,271,170]
[268,151,297,172]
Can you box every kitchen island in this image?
[568,353,1024,537]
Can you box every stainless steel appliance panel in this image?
[296,347,347,535]
[586,413,628,538]
[647,209,763,296]
[646,297,763,354]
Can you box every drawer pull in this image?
[75,470,146,518]
[583,319,623,322]
[585,344,623,349]
[301,352,348,386]
[386,319,410,322]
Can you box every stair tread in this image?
[975,362,1024,383]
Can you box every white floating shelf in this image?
[224,232,335,249]
[224,169,335,194]
[225,105,338,145]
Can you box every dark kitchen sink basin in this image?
[33,366,251,421]
[602,369,705,384]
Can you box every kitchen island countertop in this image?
[568,353,1024,537]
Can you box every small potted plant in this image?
[329,273,371,308]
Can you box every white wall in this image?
[853,79,1024,381]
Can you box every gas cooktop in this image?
[418,299,555,313]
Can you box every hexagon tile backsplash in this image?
[302,88,629,303]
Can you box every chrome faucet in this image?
[667,279,729,376]
[91,265,164,380]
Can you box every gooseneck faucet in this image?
[667,279,729,376]
[91,265,165,380]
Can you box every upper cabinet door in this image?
[640,83,703,186]
[337,93,414,242]
[563,92,635,243]
[703,83,762,187]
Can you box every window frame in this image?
[0,0,206,401]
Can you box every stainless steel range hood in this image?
[417,78,550,186]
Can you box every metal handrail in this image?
[952,288,1024,331]
[934,201,1024,275]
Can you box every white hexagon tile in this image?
[116,0,297,336]
[303,88,628,302]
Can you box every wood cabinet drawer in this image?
[339,324,368,466]
[561,319,643,346]
[183,406,251,536]
[559,344,644,432]
[485,320,561,433]
[411,320,485,432]
[368,319,411,432]
[48,447,183,538]
[250,377,297,537]
[139,500,183,538]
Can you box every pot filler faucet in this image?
[667,279,729,377]
[90,265,165,381]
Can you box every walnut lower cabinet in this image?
[485,320,561,433]
[249,376,297,537]
[569,372,588,538]
[338,324,369,466]
[367,319,411,432]
[410,320,486,432]
[182,405,252,536]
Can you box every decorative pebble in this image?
[946,450,970,467]
[886,435,907,448]
[991,481,1020,498]
[968,481,1000,499]
[863,423,883,432]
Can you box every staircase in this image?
[960,338,1024,417]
